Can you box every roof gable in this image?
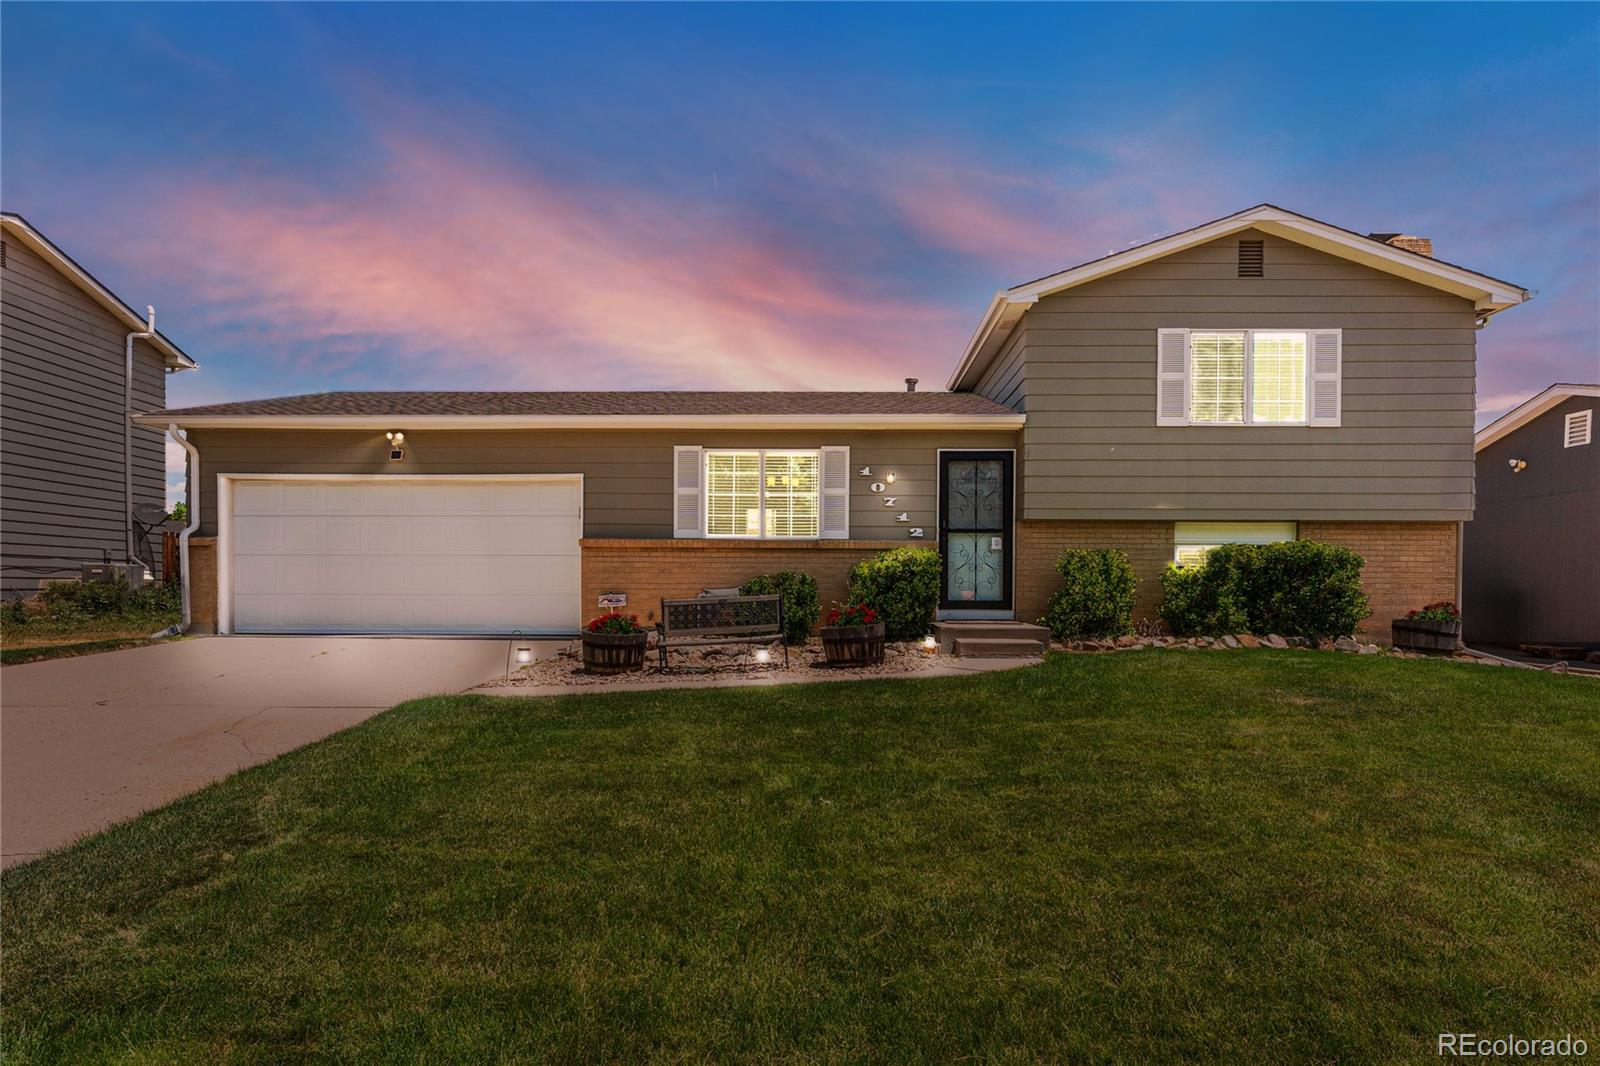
[950,203,1531,391]
[1475,384,1600,451]
[0,212,198,370]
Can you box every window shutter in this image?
[820,446,849,540]
[1156,329,1189,426]
[673,445,703,538]
[1308,330,1342,427]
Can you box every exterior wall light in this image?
[1508,458,1527,473]
[386,430,406,462]
[515,646,533,664]
[386,431,405,444]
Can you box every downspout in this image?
[125,306,157,566]
[151,423,200,638]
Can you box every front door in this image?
[938,451,1013,611]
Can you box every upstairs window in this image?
[1565,409,1593,448]
[1158,329,1339,427]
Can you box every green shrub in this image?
[740,570,820,644]
[1040,548,1137,639]
[847,547,940,640]
[35,575,180,624]
[1160,540,1369,638]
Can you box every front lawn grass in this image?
[4,652,1597,1062]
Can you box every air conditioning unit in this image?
[81,562,153,585]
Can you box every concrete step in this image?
[932,621,1050,655]
[951,637,1046,659]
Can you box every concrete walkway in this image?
[471,655,1039,698]
[1,636,519,868]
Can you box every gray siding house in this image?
[1,213,198,595]
[136,205,1529,641]
[1465,384,1599,648]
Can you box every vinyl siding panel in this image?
[186,427,1021,540]
[1,237,168,592]
[1013,229,1478,521]
[973,326,1027,411]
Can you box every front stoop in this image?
[933,621,1050,658]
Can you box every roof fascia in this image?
[135,412,1028,432]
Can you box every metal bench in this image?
[656,594,787,670]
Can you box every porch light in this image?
[886,471,896,484]
[386,431,405,444]
[754,648,772,664]
[1508,458,1527,473]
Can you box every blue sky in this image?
[4,2,1596,447]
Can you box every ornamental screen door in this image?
[938,451,1013,611]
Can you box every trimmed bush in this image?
[847,547,940,640]
[1160,540,1369,638]
[1040,548,1137,639]
[33,575,180,625]
[740,571,820,645]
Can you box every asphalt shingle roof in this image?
[151,390,1018,418]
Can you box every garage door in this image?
[228,478,581,635]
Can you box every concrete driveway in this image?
[2,636,527,868]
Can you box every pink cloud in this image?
[138,136,965,392]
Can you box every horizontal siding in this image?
[973,325,1026,411]
[1,236,168,592]
[187,427,1021,541]
[1014,228,1478,522]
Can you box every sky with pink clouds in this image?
[3,2,1597,448]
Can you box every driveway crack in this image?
[222,706,270,761]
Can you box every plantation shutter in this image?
[820,446,850,540]
[1308,330,1342,427]
[673,445,704,538]
[1156,328,1189,426]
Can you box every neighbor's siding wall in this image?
[1,235,169,593]
[1011,228,1479,522]
[1465,396,1600,645]
[186,427,1020,540]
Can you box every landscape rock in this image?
[1115,635,1138,648]
[1333,637,1361,653]
[1358,644,1380,655]
[1262,634,1289,649]
[1237,634,1260,648]
[1221,635,1240,649]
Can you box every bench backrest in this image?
[660,594,783,638]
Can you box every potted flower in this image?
[820,602,886,667]
[582,612,649,674]
[1392,601,1461,652]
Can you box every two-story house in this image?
[135,205,1528,640]
[2,213,199,595]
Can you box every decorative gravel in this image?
[486,638,942,688]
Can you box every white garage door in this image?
[228,477,581,635]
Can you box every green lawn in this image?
[4,652,1597,1063]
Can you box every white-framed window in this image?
[1157,328,1341,427]
[1564,409,1593,448]
[704,449,821,538]
[1172,521,1298,567]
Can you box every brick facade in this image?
[1012,520,1458,642]
[1297,521,1458,639]
[1013,520,1175,627]
[186,536,218,634]
[581,539,906,628]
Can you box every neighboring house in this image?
[1,213,199,595]
[1464,384,1599,649]
[135,204,1529,641]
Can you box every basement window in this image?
[1173,521,1297,567]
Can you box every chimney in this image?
[1368,232,1433,258]
[905,377,918,392]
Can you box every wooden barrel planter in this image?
[820,621,886,667]
[582,631,649,674]
[1391,617,1460,653]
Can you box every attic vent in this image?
[1566,409,1593,448]
[1237,239,1264,278]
